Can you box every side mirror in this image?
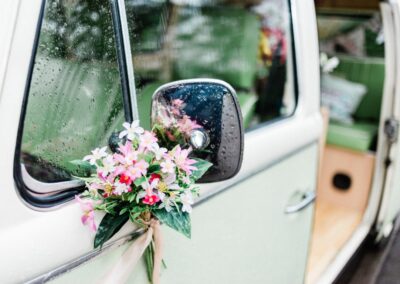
[151,79,244,183]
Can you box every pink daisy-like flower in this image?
[75,195,97,232]
[139,131,158,151]
[114,141,138,166]
[177,115,201,135]
[173,145,197,174]
[127,159,149,181]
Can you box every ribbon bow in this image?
[100,219,163,284]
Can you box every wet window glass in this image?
[20,0,125,184]
[125,0,296,131]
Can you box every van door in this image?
[0,0,321,283]
[48,1,321,283]
[375,0,400,240]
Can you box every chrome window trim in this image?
[117,0,139,121]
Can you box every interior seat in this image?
[326,55,384,152]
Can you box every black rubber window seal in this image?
[13,0,133,208]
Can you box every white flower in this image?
[83,147,108,165]
[164,174,181,190]
[137,189,147,200]
[99,155,116,175]
[151,143,168,161]
[141,178,159,196]
[180,191,194,213]
[158,192,174,212]
[113,181,130,195]
[119,121,144,141]
[160,159,176,174]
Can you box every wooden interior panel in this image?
[306,201,363,284]
[318,145,375,211]
[306,145,375,283]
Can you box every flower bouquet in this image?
[74,117,212,283]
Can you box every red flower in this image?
[149,173,161,183]
[142,194,160,206]
[119,173,132,185]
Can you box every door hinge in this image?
[384,117,399,143]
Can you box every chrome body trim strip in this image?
[25,230,145,284]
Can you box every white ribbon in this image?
[99,220,163,284]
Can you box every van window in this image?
[124,0,297,131]
[19,0,125,185]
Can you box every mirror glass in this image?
[151,80,243,182]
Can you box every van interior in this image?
[23,0,384,282]
[308,0,384,282]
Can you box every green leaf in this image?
[144,243,154,282]
[134,176,146,187]
[148,164,161,173]
[153,208,191,238]
[140,153,154,164]
[69,160,95,177]
[119,207,128,215]
[191,158,213,181]
[94,212,129,248]
[128,193,136,203]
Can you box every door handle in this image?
[285,191,316,214]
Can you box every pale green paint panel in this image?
[380,154,400,236]
[51,143,318,284]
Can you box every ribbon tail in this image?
[151,222,163,284]
[98,228,153,284]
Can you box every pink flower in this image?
[97,170,115,184]
[172,99,184,108]
[178,115,201,135]
[135,159,149,175]
[165,130,176,142]
[114,141,138,166]
[142,194,160,206]
[140,179,160,205]
[75,195,97,232]
[173,146,197,174]
[139,131,158,151]
[171,99,185,115]
[127,159,149,180]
